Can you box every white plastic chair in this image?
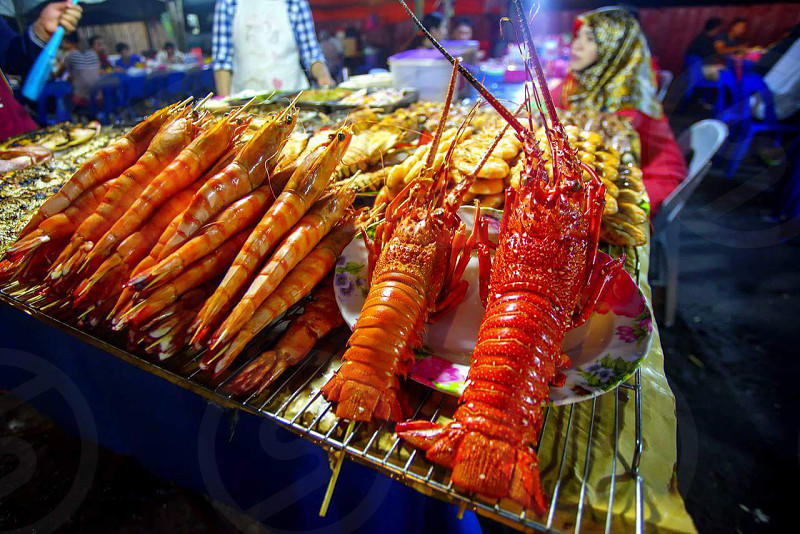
[657,70,674,102]
[651,119,728,326]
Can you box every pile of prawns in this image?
[0,96,365,393]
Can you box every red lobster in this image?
[395,0,624,514]
[321,60,487,422]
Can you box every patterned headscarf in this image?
[562,7,663,119]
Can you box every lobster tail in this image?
[395,421,546,515]
[320,370,406,422]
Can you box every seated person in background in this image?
[141,49,159,69]
[408,12,445,50]
[113,42,141,70]
[686,17,726,80]
[716,18,748,56]
[89,35,111,70]
[450,17,473,40]
[63,32,100,106]
[156,42,185,65]
[449,16,485,61]
[554,7,686,215]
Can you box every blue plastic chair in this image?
[680,54,723,110]
[716,72,798,177]
[35,81,72,125]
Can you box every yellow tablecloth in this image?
[541,240,697,533]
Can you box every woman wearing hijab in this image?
[553,7,686,215]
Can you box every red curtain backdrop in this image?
[310,1,800,74]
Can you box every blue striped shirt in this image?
[212,0,326,74]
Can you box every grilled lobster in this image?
[320,60,483,422]
[395,0,624,514]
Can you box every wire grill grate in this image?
[0,248,646,533]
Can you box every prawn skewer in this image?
[114,229,250,329]
[225,281,342,396]
[134,286,211,360]
[200,217,357,376]
[109,211,186,321]
[207,184,355,355]
[77,112,249,277]
[20,101,186,237]
[48,112,201,283]
[190,128,352,345]
[127,184,279,291]
[0,178,119,283]
[106,149,237,321]
[72,179,205,307]
[162,107,299,255]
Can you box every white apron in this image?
[231,0,310,93]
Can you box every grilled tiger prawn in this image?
[395,0,624,514]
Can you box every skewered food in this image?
[224,280,343,396]
[20,101,187,238]
[394,0,624,513]
[320,61,487,423]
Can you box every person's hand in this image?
[317,72,335,88]
[33,1,83,42]
[310,61,335,88]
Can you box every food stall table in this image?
[0,234,696,533]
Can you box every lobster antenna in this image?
[511,0,561,129]
[472,101,526,177]
[424,58,460,174]
[395,0,525,135]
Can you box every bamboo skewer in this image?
[319,420,355,517]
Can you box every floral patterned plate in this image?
[334,207,653,406]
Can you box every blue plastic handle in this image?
[22,25,66,101]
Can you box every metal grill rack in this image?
[0,249,647,533]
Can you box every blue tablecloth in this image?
[0,304,483,533]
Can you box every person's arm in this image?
[714,38,746,56]
[289,0,334,86]
[310,61,333,87]
[212,0,234,96]
[1,2,81,76]
[215,70,232,96]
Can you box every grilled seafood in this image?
[20,101,185,237]
[320,60,480,423]
[395,0,623,513]
[224,280,342,396]
[190,126,352,345]
[199,215,359,376]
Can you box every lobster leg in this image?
[431,203,484,320]
[572,254,626,328]
[476,211,493,307]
